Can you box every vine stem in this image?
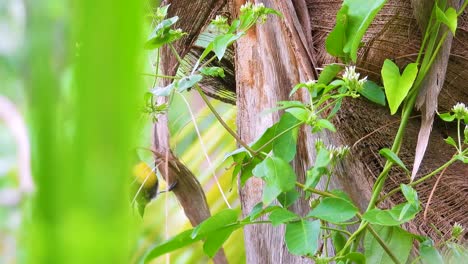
[295,182,337,198]
[194,84,256,155]
[378,149,467,204]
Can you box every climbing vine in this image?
[139,1,468,263]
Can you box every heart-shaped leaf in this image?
[381,60,418,115]
[436,6,458,35]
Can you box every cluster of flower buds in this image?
[452,222,465,240]
[314,139,350,160]
[342,66,367,95]
[452,102,468,120]
[212,15,229,31]
[240,2,270,23]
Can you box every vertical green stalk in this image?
[28,0,143,263]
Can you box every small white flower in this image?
[342,65,367,92]
[452,102,468,120]
[252,3,265,13]
[240,2,253,12]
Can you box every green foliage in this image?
[381,60,418,115]
[436,6,458,35]
[379,148,409,174]
[307,197,358,223]
[326,0,387,62]
[285,220,321,256]
[143,1,468,263]
[364,225,413,264]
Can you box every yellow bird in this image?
[131,161,176,217]
[131,161,159,217]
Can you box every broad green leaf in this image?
[262,184,282,205]
[381,60,418,115]
[364,225,413,264]
[191,209,238,238]
[436,6,458,35]
[326,0,387,62]
[145,229,200,262]
[272,113,301,162]
[203,225,239,257]
[326,6,348,58]
[419,239,444,264]
[200,66,225,78]
[285,220,321,256]
[307,197,358,223]
[213,33,243,60]
[244,204,282,222]
[277,190,300,208]
[253,157,297,204]
[318,64,343,85]
[438,112,455,122]
[175,74,203,93]
[269,208,299,226]
[379,148,409,173]
[359,80,386,106]
[362,203,420,226]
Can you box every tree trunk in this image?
[233,0,468,263]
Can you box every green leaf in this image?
[307,197,358,223]
[326,5,348,58]
[145,17,184,50]
[364,225,413,264]
[359,80,386,106]
[444,136,457,148]
[305,148,331,188]
[200,66,225,78]
[379,148,409,173]
[318,64,343,85]
[362,203,420,225]
[191,209,238,238]
[326,0,387,62]
[253,157,297,204]
[269,208,299,226]
[285,220,321,256]
[420,239,444,264]
[438,112,455,122]
[245,204,282,221]
[144,229,200,262]
[203,225,238,257]
[272,113,301,162]
[213,33,243,60]
[336,252,366,264]
[285,107,309,122]
[313,119,336,132]
[175,74,203,93]
[332,231,347,253]
[436,6,458,35]
[277,190,300,208]
[381,60,418,115]
[401,184,418,206]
